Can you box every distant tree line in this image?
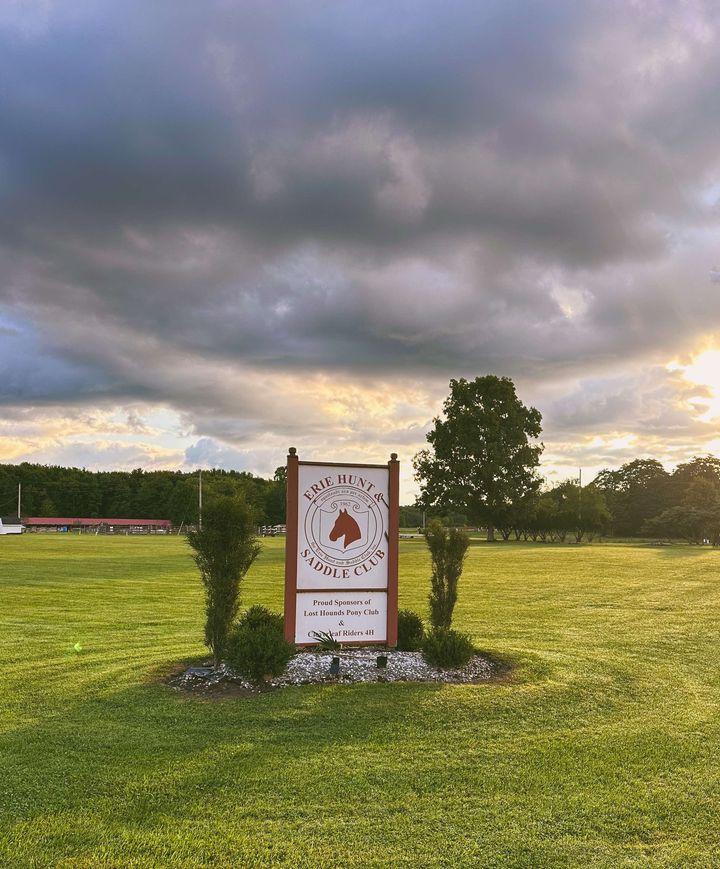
[403,480,609,541]
[2,455,720,542]
[0,463,286,527]
[409,456,720,543]
[4,395,720,543]
[4,453,720,542]
[411,375,720,544]
[595,455,720,543]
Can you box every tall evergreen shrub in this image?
[187,495,260,664]
[424,520,470,629]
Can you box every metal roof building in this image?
[24,517,171,532]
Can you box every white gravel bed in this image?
[172,649,495,693]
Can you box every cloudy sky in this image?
[2,0,720,499]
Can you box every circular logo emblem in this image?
[304,485,384,568]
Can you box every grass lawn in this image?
[2,536,720,867]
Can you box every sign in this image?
[284,450,399,646]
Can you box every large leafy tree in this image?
[644,475,720,545]
[671,455,720,497]
[413,376,543,541]
[593,459,670,536]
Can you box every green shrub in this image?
[187,495,260,665]
[421,627,475,669]
[225,605,295,682]
[396,609,424,651]
[424,520,470,629]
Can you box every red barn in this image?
[25,517,172,533]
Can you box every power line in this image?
[0,494,20,514]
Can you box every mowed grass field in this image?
[2,537,720,868]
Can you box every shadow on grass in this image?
[0,640,653,868]
[647,544,716,559]
[0,678,449,838]
[0,642,540,831]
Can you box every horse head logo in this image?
[329,508,362,549]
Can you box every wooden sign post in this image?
[284,449,399,646]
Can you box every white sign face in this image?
[297,464,389,591]
[285,456,398,647]
[295,591,387,645]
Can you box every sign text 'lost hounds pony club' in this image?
[284,449,399,646]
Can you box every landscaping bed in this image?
[169,648,498,695]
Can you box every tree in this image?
[38,494,56,517]
[399,505,424,528]
[508,491,539,540]
[263,466,287,525]
[536,490,559,542]
[187,495,261,665]
[673,455,720,488]
[593,459,670,536]
[644,476,720,545]
[550,481,610,542]
[424,520,470,629]
[413,376,543,541]
[643,506,713,544]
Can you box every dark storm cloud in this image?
[0,311,117,401]
[2,0,720,428]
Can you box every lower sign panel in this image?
[295,591,387,645]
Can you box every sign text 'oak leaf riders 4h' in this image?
[284,449,400,646]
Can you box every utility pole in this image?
[198,469,203,531]
[17,482,21,520]
[578,468,582,527]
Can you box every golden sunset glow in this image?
[670,348,720,421]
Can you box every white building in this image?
[0,516,25,535]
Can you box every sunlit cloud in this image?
[668,347,720,422]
